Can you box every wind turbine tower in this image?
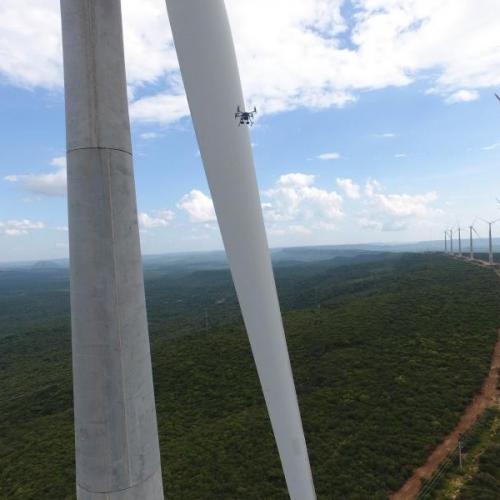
[449,228,454,254]
[164,1,316,499]
[60,1,163,498]
[457,226,462,257]
[444,230,448,253]
[482,219,500,265]
[469,225,474,260]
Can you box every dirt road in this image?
[391,334,500,499]
[391,258,500,499]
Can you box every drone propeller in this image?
[496,93,500,102]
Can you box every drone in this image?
[235,105,257,126]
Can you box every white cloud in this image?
[276,173,316,189]
[361,179,440,231]
[482,142,500,151]
[394,153,407,158]
[138,209,175,229]
[365,180,437,217]
[177,190,216,222]
[2,1,500,123]
[445,89,479,104]
[350,1,500,95]
[4,156,67,197]
[121,0,178,86]
[0,1,62,88]
[336,178,361,199]
[50,156,67,168]
[129,93,189,125]
[0,0,177,89]
[139,132,161,140]
[0,219,44,236]
[365,179,382,196]
[316,152,341,160]
[373,191,438,217]
[374,133,396,139]
[262,173,343,233]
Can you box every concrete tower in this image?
[60,1,163,498]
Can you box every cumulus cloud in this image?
[365,179,382,197]
[360,179,439,231]
[4,156,67,197]
[177,190,216,222]
[367,181,437,217]
[336,178,361,199]
[1,0,497,124]
[138,209,175,229]
[262,173,343,234]
[445,89,479,104]
[129,93,189,125]
[0,0,62,88]
[0,0,177,89]
[0,219,44,236]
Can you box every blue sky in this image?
[1,0,500,262]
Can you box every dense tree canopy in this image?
[1,253,499,498]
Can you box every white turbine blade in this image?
[164,1,316,499]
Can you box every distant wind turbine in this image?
[444,230,448,253]
[481,218,500,265]
[449,228,454,254]
[457,225,463,257]
[469,223,479,260]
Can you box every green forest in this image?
[1,253,499,499]
[458,415,500,499]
